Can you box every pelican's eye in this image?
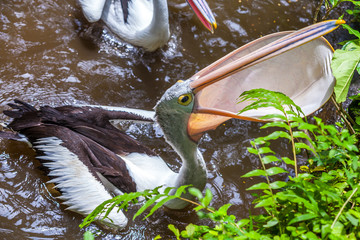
[178,94,193,106]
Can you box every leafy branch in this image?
[332,39,360,104]
[237,88,311,177]
[238,89,360,239]
[80,185,247,239]
[314,0,360,22]
[313,0,360,135]
[80,185,193,228]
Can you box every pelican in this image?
[78,0,217,51]
[0,20,343,229]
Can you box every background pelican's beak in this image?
[187,20,345,142]
[187,0,217,33]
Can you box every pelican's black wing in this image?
[3,100,156,194]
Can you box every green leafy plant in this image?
[80,185,191,229]
[347,5,360,21]
[317,0,360,136]
[348,92,360,132]
[314,0,360,22]
[168,188,248,239]
[313,1,360,104]
[331,36,360,135]
[332,39,360,103]
[236,89,360,239]
[80,185,249,239]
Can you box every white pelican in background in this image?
[78,0,217,51]
[0,20,343,229]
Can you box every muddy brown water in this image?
[0,0,353,239]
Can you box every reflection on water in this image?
[0,0,349,239]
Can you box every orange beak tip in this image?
[336,19,346,25]
[206,21,216,34]
[206,22,216,34]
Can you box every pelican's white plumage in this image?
[35,137,128,229]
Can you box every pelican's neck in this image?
[165,136,207,209]
[154,81,208,209]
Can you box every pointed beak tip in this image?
[208,21,217,34]
[213,21,217,30]
[188,0,217,33]
[336,19,346,25]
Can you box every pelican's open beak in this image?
[187,20,345,141]
[187,0,217,33]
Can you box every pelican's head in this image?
[155,80,195,151]
[187,0,217,33]
[155,20,344,144]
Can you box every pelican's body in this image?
[79,0,216,51]
[2,101,206,229]
[0,20,343,229]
